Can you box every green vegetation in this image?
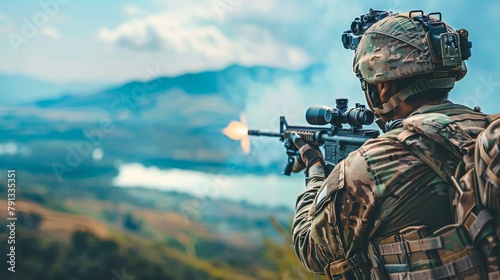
[1,229,179,280]
[123,212,143,231]
[0,176,317,279]
[264,218,323,280]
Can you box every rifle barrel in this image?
[247,130,281,137]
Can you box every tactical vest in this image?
[327,102,500,280]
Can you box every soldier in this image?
[292,10,500,279]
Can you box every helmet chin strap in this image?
[370,77,456,116]
[362,82,387,131]
[363,77,455,131]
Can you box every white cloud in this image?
[97,6,310,71]
[0,12,7,21]
[123,4,143,16]
[40,26,61,39]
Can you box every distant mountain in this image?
[35,64,319,109]
[0,73,109,104]
[0,64,321,182]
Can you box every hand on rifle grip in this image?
[291,132,324,171]
[283,155,306,175]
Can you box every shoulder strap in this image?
[395,113,480,224]
[402,113,476,159]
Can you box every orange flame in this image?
[223,112,250,154]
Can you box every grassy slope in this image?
[0,197,275,279]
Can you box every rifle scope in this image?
[305,99,375,127]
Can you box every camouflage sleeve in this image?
[336,145,379,257]
[292,141,382,274]
[292,164,332,274]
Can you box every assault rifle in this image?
[248,98,380,175]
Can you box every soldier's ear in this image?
[377,81,397,103]
[377,82,392,104]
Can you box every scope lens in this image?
[306,106,333,125]
[346,107,375,126]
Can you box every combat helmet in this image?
[347,10,472,117]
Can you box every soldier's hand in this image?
[290,156,306,173]
[291,133,324,170]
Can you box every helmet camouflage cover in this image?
[353,13,467,84]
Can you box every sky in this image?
[1,0,499,85]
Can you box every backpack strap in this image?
[475,117,500,211]
[402,113,476,159]
[397,113,479,224]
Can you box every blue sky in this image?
[0,0,499,112]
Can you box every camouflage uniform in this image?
[292,12,499,279]
[292,100,490,278]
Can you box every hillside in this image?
[0,180,314,280]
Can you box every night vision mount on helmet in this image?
[344,9,473,119]
[341,9,392,50]
[343,9,472,66]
